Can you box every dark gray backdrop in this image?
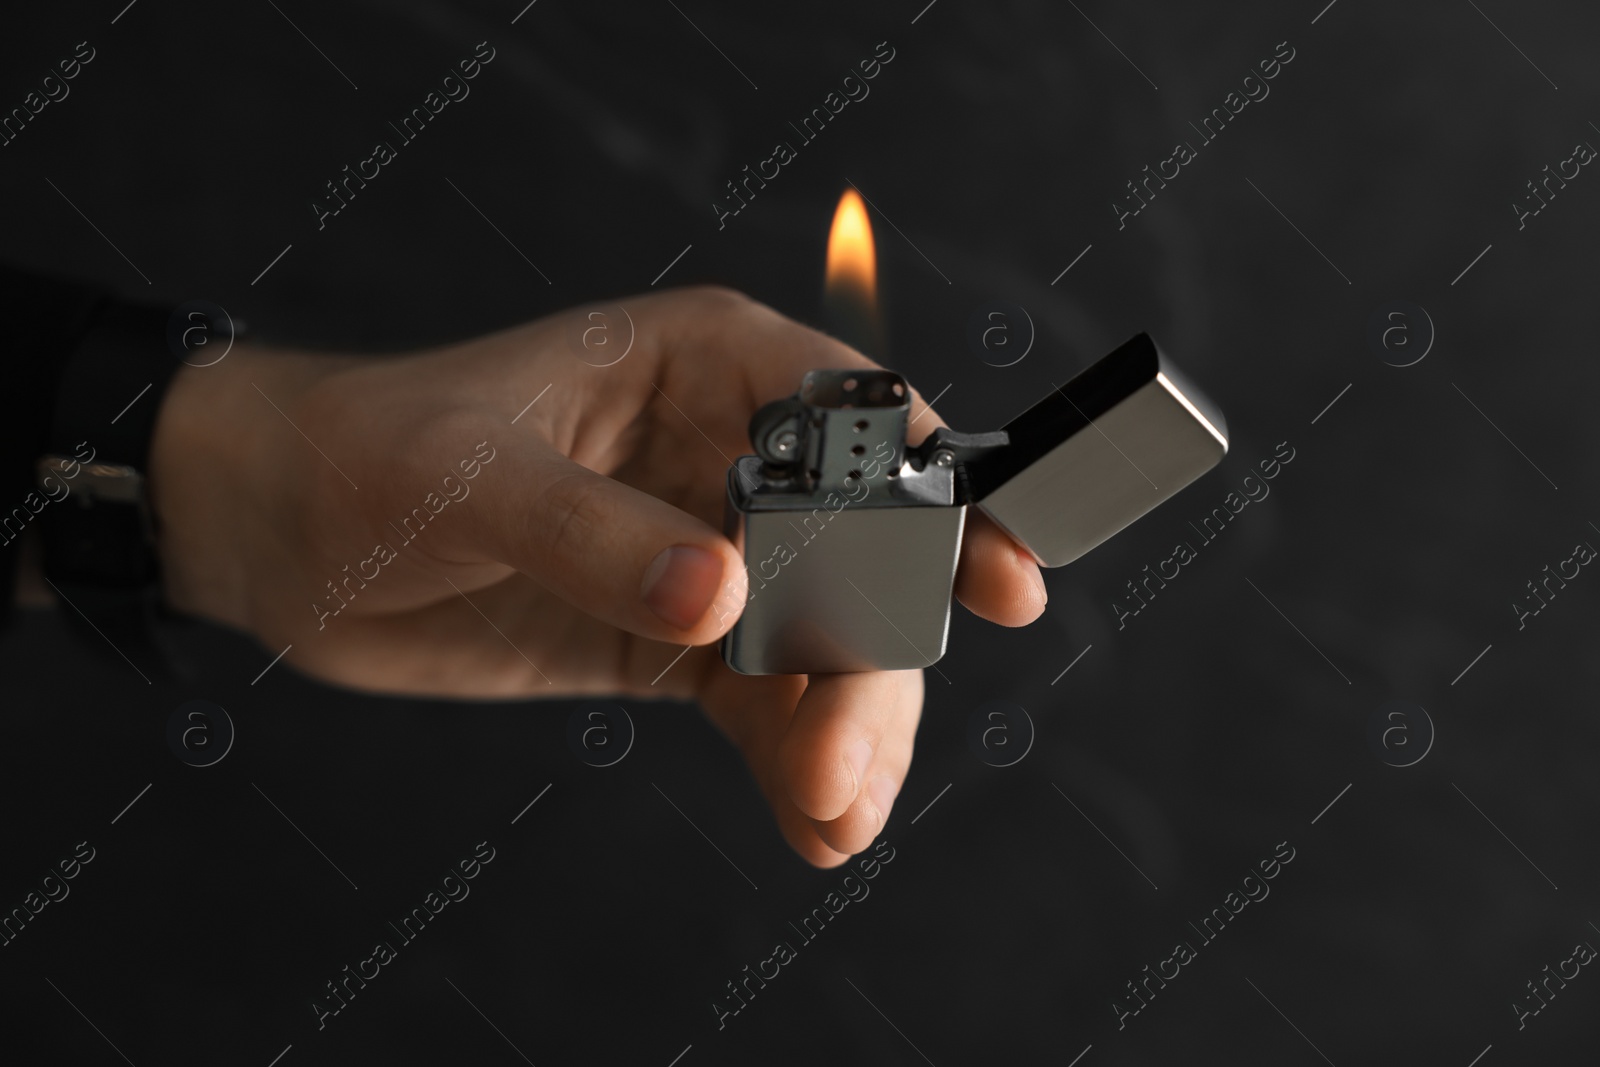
[2,1,1596,1063]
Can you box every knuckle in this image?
[535,469,610,566]
[684,283,751,310]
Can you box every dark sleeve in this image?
[0,263,111,621]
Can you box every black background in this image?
[3,1,1598,1064]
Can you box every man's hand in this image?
[147,287,1047,866]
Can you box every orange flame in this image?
[825,189,877,307]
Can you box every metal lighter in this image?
[719,333,1228,675]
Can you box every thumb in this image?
[467,437,748,645]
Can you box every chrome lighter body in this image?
[721,334,1228,676]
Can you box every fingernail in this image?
[845,738,873,793]
[641,544,724,630]
[868,774,899,828]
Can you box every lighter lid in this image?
[973,333,1228,568]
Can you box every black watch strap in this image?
[39,298,186,680]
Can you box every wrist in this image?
[148,341,360,632]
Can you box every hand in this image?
[148,287,1047,866]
